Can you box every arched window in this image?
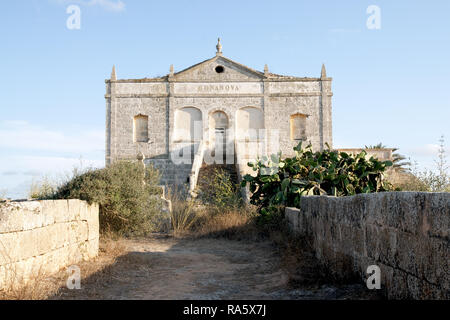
[236,107,264,140]
[290,114,307,141]
[134,114,149,142]
[174,107,202,142]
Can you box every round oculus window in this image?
[215,66,225,73]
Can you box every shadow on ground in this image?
[50,232,382,300]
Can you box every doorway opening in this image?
[209,111,229,163]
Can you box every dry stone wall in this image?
[0,200,99,289]
[286,192,449,299]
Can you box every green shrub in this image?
[197,168,242,210]
[53,161,163,236]
[241,142,393,212]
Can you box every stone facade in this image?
[285,192,449,299]
[105,40,333,187]
[0,200,99,289]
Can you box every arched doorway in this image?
[209,111,229,162]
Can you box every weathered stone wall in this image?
[0,200,99,289]
[145,158,192,186]
[105,54,333,187]
[285,192,449,299]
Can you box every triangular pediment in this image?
[173,55,264,81]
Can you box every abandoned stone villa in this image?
[105,39,389,192]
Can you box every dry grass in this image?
[170,199,201,237]
[194,208,259,240]
[169,194,260,240]
[0,236,127,300]
[0,241,60,300]
[50,237,128,299]
[0,265,59,300]
[52,236,161,299]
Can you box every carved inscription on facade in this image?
[174,82,262,95]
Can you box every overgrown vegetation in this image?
[47,161,165,236]
[0,237,128,300]
[365,143,411,172]
[241,142,393,215]
[197,167,242,210]
[169,193,200,237]
[388,135,450,192]
[29,176,57,200]
[168,172,253,238]
[0,265,58,300]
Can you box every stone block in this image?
[426,193,450,239]
[67,199,81,221]
[19,201,44,231]
[40,200,56,227]
[0,232,20,265]
[0,202,25,233]
[53,200,70,223]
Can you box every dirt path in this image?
[53,236,379,300]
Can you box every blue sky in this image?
[1,0,449,198]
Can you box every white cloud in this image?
[0,120,104,198]
[54,0,125,12]
[399,144,450,172]
[0,120,104,154]
[403,144,447,158]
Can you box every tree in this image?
[365,143,410,172]
[435,135,449,177]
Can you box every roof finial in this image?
[264,64,269,76]
[111,65,116,81]
[170,64,174,76]
[321,64,327,79]
[216,37,222,55]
